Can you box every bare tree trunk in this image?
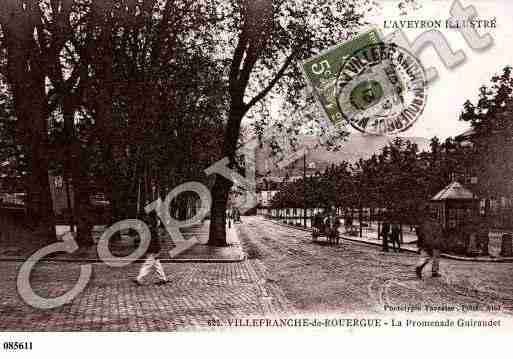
[207,0,276,246]
[208,177,232,246]
[75,187,93,246]
[0,4,56,240]
[62,97,93,247]
[73,144,94,246]
[26,141,55,240]
[207,105,245,246]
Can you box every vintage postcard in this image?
[0,0,512,357]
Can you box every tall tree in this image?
[65,0,223,225]
[208,0,373,246]
[0,1,58,238]
[460,65,513,221]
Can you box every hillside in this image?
[255,132,430,178]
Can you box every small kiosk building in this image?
[430,181,479,230]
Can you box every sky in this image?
[369,0,513,139]
[246,0,512,144]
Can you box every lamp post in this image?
[303,155,316,228]
[281,173,288,222]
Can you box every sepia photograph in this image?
[0,0,512,356]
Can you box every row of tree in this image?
[270,136,474,224]
[0,0,376,247]
[271,66,513,227]
[0,0,229,245]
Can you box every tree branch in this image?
[245,50,297,109]
[229,30,248,95]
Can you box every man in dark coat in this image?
[133,212,168,285]
[233,208,242,223]
[477,221,489,256]
[415,215,443,279]
[390,223,401,252]
[381,221,390,252]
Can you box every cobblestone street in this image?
[1,216,512,331]
[238,217,513,315]
[0,259,292,331]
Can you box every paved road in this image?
[238,216,513,315]
[0,259,294,331]
[1,216,512,331]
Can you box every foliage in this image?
[271,136,474,224]
[460,66,513,202]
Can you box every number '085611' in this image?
[3,342,33,350]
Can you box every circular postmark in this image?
[335,43,427,135]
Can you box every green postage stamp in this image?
[302,29,382,126]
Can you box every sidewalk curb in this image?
[0,257,246,263]
[0,226,246,264]
[264,218,513,263]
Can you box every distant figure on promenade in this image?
[380,221,390,252]
[233,208,242,223]
[390,223,401,252]
[344,216,353,233]
[415,211,443,279]
[312,209,325,240]
[477,221,489,256]
[133,212,168,286]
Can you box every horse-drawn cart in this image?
[312,214,341,245]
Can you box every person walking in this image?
[237,208,243,223]
[380,221,390,252]
[477,221,489,256]
[233,208,241,223]
[133,212,168,286]
[344,215,354,234]
[226,208,232,228]
[390,223,401,252]
[415,213,443,279]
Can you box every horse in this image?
[324,214,341,245]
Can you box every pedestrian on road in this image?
[133,212,168,286]
[237,208,243,223]
[233,208,241,223]
[226,208,232,228]
[390,223,401,252]
[415,212,443,279]
[477,221,489,256]
[380,221,390,252]
[344,215,353,233]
